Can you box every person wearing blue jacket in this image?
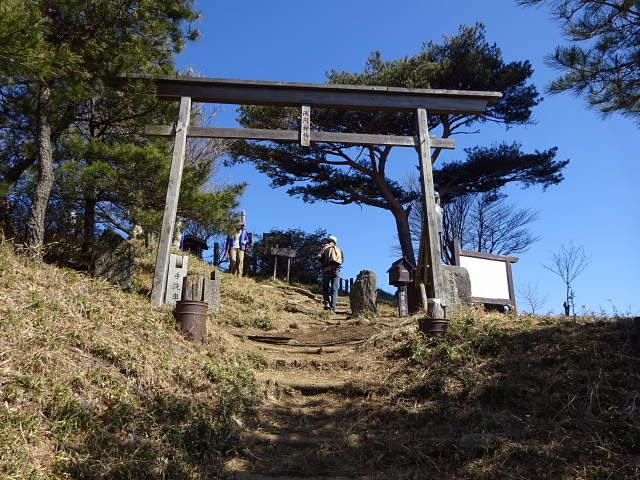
[225,224,250,276]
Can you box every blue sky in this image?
[176,0,639,316]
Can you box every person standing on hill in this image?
[225,222,250,276]
[318,235,343,314]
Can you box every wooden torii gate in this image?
[140,75,502,318]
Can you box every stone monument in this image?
[441,265,472,309]
[93,229,135,287]
[350,269,379,318]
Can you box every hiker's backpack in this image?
[321,245,341,267]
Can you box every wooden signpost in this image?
[136,75,501,318]
[270,246,297,283]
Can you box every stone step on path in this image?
[230,387,377,479]
[235,474,371,480]
[235,473,371,480]
[258,375,350,395]
[226,339,387,478]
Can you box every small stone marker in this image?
[459,433,495,452]
[93,229,134,287]
[165,254,189,306]
[441,265,472,308]
[350,269,379,318]
[205,270,221,313]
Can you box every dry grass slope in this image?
[0,238,259,479]
[1,235,639,479]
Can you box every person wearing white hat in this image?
[318,235,343,314]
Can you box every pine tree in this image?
[0,0,201,259]
[518,0,640,124]
[231,24,568,266]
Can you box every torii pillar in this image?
[415,108,446,318]
[150,96,191,306]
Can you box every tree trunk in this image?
[82,195,96,262]
[373,163,423,313]
[372,164,416,265]
[26,83,54,260]
[388,202,426,313]
[391,204,416,265]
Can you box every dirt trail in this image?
[222,284,417,480]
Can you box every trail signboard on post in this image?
[271,246,297,283]
[452,238,519,310]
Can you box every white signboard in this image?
[459,256,510,300]
[453,238,519,308]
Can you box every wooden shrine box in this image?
[182,235,208,259]
[388,257,415,286]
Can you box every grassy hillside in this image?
[0,238,260,479]
[1,235,639,479]
[385,311,640,478]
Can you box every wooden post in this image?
[213,242,220,266]
[181,275,206,302]
[415,108,446,319]
[269,246,297,282]
[150,96,192,306]
[286,257,291,283]
[272,244,278,280]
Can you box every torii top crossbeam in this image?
[133,74,502,114]
[134,74,502,316]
